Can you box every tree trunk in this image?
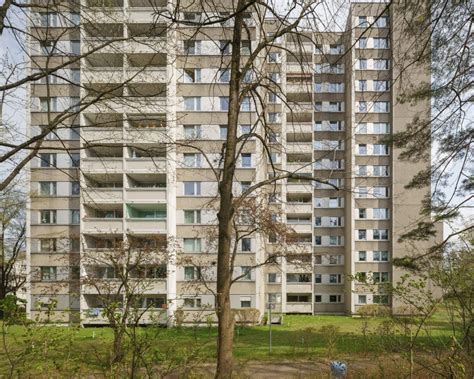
[111,330,125,365]
[215,2,245,378]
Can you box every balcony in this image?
[286,162,313,174]
[81,127,124,143]
[286,302,313,314]
[81,158,123,173]
[126,188,166,202]
[126,204,167,233]
[286,283,313,293]
[287,142,313,154]
[82,187,123,203]
[82,218,123,234]
[286,202,312,213]
[125,158,166,173]
[286,183,313,193]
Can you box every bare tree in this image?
[81,236,169,366]
[0,182,26,314]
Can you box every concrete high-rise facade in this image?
[26,0,433,323]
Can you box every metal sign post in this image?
[266,302,274,353]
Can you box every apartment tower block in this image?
[26,0,431,323]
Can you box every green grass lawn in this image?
[0,314,457,377]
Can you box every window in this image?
[329,274,342,284]
[183,153,201,168]
[40,12,59,27]
[70,12,80,26]
[219,125,227,139]
[358,16,368,27]
[373,186,389,198]
[241,181,251,192]
[184,40,201,55]
[358,144,367,155]
[357,165,367,176]
[358,208,367,219]
[314,255,322,264]
[183,68,201,83]
[268,273,279,283]
[373,272,389,283]
[358,230,367,240]
[374,59,389,70]
[183,125,201,139]
[241,238,252,252]
[358,37,367,48]
[41,267,57,281]
[329,295,342,303]
[373,165,389,176]
[183,238,202,253]
[357,186,368,198]
[71,69,80,84]
[373,123,390,134]
[219,40,231,54]
[329,197,342,208]
[315,274,322,283]
[287,273,311,283]
[373,38,389,49]
[70,41,80,55]
[183,181,201,196]
[240,297,251,308]
[183,298,202,308]
[315,236,322,245]
[358,58,367,69]
[373,229,389,240]
[358,101,367,112]
[329,236,341,246]
[39,181,57,196]
[269,72,280,83]
[268,293,281,304]
[328,82,344,92]
[375,16,388,28]
[241,153,252,168]
[329,255,343,265]
[358,80,367,91]
[268,113,280,123]
[268,52,281,63]
[358,251,367,262]
[373,295,389,304]
[329,44,343,54]
[241,40,251,54]
[241,97,251,111]
[241,267,252,280]
[374,101,389,113]
[40,41,56,55]
[40,238,57,252]
[374,80,388,91]
[220,96,229,111]
[329,102,343,112]
[71,210,80,224]
[184,267,201,281]
[184,96,201,111]
[356,123,367,134]
[373,208,389,220]
[315,295,322,303]
[39,153,56,168]
[40,210,57,224]
[70,126,80,140]
[373,144,389,155]
[218,69,230,83]
[358,295,367,304]
[373,251,389,262]
[70,153,80,168]
[184,210,201,224]
[70,238,80,252]
[268,92,279,103]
